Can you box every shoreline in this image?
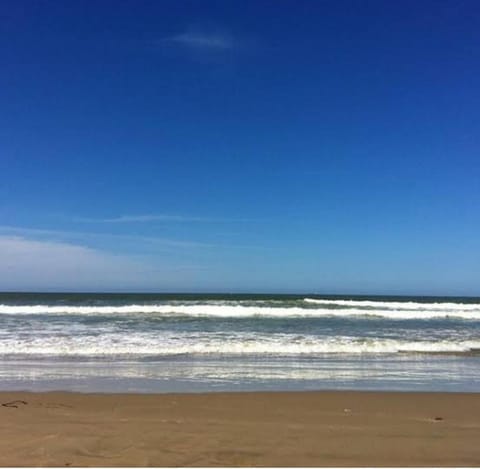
[2,387,480,395]
[1,390,480,466]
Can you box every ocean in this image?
[1,292,480,393]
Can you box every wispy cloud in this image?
[74,214,217,223]
[0,235,140,290]
[73,213,254,224]
[0,235,207,291]
[163,31,234,51]
[0,225,214,250]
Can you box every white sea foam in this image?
[0,302,479,320]
[304,298,480,311]
[0,332,479,356]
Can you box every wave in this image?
[1,333,479,356]
[0,303,479,320]
[303,298,480,311]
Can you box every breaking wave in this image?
[1,331,480,357]
[304,298,480,311]
[0,300,479,320]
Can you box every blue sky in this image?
[1,0,479,294]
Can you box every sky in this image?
[1,0,479,295]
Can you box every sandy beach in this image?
[0,390,479,466]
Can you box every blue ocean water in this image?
[0,293,479,392]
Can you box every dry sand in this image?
[1,390,480,466]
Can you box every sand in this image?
[1,390,480,466]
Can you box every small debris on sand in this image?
[2,400,28,408]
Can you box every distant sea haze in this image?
[1,293,480,393]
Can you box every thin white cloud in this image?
[74,214,216,223]
[73,214,253,224]
[0,225,214,249]
[164,31,233,51]
[0,236,207,291]
[0,236,139,290]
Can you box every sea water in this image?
[0,292,479,393]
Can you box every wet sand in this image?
[1,390,480,466]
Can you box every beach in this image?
[2,294,480,466]
[1,390,480,467]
